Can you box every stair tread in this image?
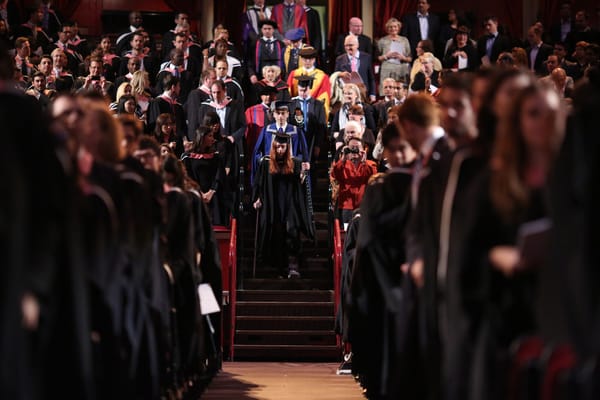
[234,344,338,349]
[236,315,334,320]
[237,301,333,305]
[236,329,336,335]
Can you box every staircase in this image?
[232,157,340,361]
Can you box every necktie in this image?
[301,100,308,125]
[257,7,266,20]
[267,40,274,54]
[350,56,357,72]
[286,6,293,20]
[20,58,28,76]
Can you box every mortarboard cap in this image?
[257,84,278,96]
[272,100,291,111]
[294,74,315,88]
[258,20,278,30]
[273,130,291,143]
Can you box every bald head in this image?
[551,67,567,88]
[349,17,363,35]
[344,34,359,56]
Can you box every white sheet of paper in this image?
[458,55,468,69]
[198,283,220,315]
[387,41,404,65]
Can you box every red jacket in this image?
[331,158,377,210]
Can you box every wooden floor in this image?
[201,362,365,400]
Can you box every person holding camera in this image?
[331,135,377,225]
[75,57,113,98]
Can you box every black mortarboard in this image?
[294,74,315,88]
[272,100,290,111]
[273,131,291,143]
[258,20,278,30]
[257,84,278,96]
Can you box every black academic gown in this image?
[0,90,93,400]
[348,169,420,400]
[252,157,314,270]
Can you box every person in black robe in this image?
[417,73,487,400]
[252,132,314,278]
[182,125,228,226]
[161,155,204,385]
[147,73,187,137]
[347,124,420,399]
[1,75,93,399]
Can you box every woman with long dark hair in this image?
[252,133,313,278]
[465,82,566,399]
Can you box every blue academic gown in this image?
[251,123,308,184]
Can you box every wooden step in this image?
[237,289,333,302]
[235,330,337,346]
[233,344,341,361]
[242,278,332,290]
[235,316,335,331]
[236,301,334,317]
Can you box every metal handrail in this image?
[228,218,237,361]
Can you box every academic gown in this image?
[164,187,204,380]
[460,168,542,400]
[0,90,93,400]
[252,157,314,269]
[348,169,420,400]
[182,151,229,226]
[428,147,488,400]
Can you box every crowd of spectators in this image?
[2,0,600,399]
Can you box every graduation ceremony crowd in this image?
[2,0,600,399]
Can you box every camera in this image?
[90,75,101,81]
[343,147,360,155]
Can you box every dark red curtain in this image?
[328,0,361,45]
[538,0,561,28]
[375,0,417,38]
[213,0,245,46]
[51,0,82,20]
[163,0,202,18]
[18,0,81,20]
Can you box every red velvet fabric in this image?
[375,0,417,38]
[327,0,361,45]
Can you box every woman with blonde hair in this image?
[109,82,132,113]
[377,18,412,94]
[254,64,291,102]
[130,70,152,120]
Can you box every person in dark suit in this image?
[156,48,198,103]
[476,15,512,65]
[526,24,554,76]
[334,34,377,102]
[289,74,327,158]
[118,31,157,85]
[334,17,373,57]
[401,0,441,59]
[550,1,574,44]
[115,11,144,56]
